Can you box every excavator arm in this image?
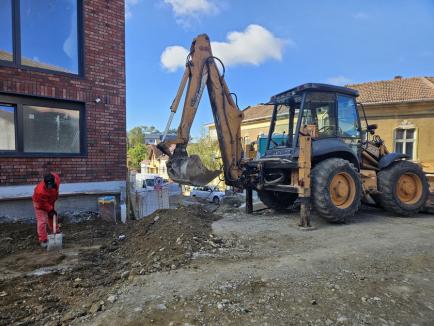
[157,34,244,186]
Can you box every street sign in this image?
[154,176,163,191]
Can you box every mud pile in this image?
[0,206,223,325]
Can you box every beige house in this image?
[207,76,434,172]
[348,76,434,171]
[140,144,172,179]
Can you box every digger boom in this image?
[158,34,244,186]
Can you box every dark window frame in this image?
[0,0,84,77]
[0,103,18,152]
[0,93,87,157]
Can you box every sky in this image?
[125,0,434,137]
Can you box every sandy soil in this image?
[90,206,434,326]
[0,206,222,326]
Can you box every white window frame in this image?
[393,124,417,160]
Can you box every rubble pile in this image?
[0,206,223,325]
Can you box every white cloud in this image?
[160,24,288,72]
[164,0,219,26]
[63,9,77,59]
[164,0,218,17]
[326,76,353,86]
[125,0,141,19]
[160,46,190,72]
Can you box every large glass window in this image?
[20,0,79,73]
[0,0,13,62]
[0,95,84,156]
[23,106,80,153]
[337,95,360,138]
[0,0,82,74]
[0,104,16,150]
[302,92,336,138]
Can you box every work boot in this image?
[40,241,48,249]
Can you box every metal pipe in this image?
[161,111,175,142]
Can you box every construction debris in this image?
[0,206,223,325]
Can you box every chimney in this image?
[394,75,402,80]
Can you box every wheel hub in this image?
[396,173,423,204]
[329,172,356,208]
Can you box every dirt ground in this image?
[0,206,222,326]
[1,204,434,326]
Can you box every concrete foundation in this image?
[0,181,125,223]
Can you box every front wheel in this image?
[311,158,362,223]
[377,160,429,216]
[212,196,220,204]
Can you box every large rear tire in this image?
[258,191,298,210]
[311,158,362,223]
[377,160,429,216]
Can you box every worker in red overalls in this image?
[32,173,60,248]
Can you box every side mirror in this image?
[367,124,377,135]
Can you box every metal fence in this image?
[131,188,170,218]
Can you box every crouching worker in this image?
[32,173,60,248]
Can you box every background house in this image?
[144,133,162,145]
[140,144,174,179]
[206,76,434,172]
[0,0,126,220]
[348,76,434,172]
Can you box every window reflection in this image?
[23,106,80,153]
[0,105,16,150]
[0,0,13,62]
[337,95,360,138]
[20,0,78,73]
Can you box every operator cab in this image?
[264,83,362,161]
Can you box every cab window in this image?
[337,95,360,138]
[302,92,336,138]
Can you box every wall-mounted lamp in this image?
[95,97,102,104]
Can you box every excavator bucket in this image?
[166,155,221,186]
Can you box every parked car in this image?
[190,186,225,204]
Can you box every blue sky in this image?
[125,0,434,137]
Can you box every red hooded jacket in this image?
[32,173,60,212]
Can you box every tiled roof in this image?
[238,77,434,122]
[146,144,175,160]
[242,105,273,121]
[147,144,165,159]
[347,76,434,104]
[0,50,13,61]
[0,50,70,73]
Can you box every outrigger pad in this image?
[166,155,220,186]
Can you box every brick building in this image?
[0,0,126,220]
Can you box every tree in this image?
[187,134,221,171]
[128,126,144,148]
[143,125,160,133]
[127,143,148,170]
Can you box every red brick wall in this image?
[0,0,126,186]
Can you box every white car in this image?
[191,186,225,204]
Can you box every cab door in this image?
[337,95,361,157]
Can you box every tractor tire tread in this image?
[311,158,362,223]
[377,160,429,216]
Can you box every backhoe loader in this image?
[158,34,430,223]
